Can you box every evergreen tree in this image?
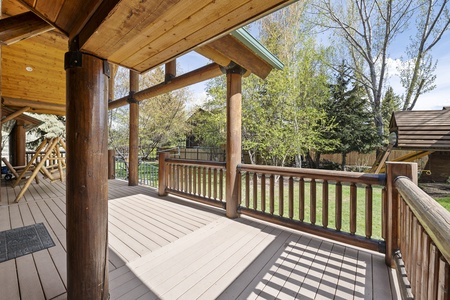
[324,64,379,170]
[381,87,402,142]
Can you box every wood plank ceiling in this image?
[1,0,294,113]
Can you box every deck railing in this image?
[157,156,450,298]
[394,176,450,299]
[161,157,226,209]
[237,164,386,252]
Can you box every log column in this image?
[225,63,245,218]
[0,9,2,204]
[65,51,109,300]
[128,70,139,186]
[165,60,176,82]
[10,120,26,166]
[385,162,418,268]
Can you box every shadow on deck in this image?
[0,179,398,299]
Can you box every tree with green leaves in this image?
[108,66,190,160]
[324,63,379,170]
[381,86,402,141]
[195,2,335,167]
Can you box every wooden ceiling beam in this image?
[75,0,121,45]
[1,106,31,124]
[195,45,232,67]
[109,63,223,110]
[0,12,53,45]
[207,35,272,79]
[2,97,66,114]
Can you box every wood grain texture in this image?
[0,12,53,45]
[66,53,109,300]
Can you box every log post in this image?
[165,60,176,82]
[128,70,139,186]
[225,63,245,218]
[65,50,109,300]
[10,120,26,166]
[108,149,115,179]
[0,11,2,204]
[158,152,169,196]
[385,162,418,268]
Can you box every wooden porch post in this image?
[225,64,245,218]
[165,60,176,82]
[10,120,26,166]
[385,162,417,268]
[65,50,109,300]
[0,12,2,204]
[158,152,169,196]
[128,70,139,186]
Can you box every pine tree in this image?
[325,64,379,170]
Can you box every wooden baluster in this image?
[335,182,342,231]
[193,166,197,195]
[202,167,207,197]
[405,207,411,275]
[310,179,316,225]
[288,177,294,219]
[411,216,418,295]
[428,243,439,300]
[208,167,212,198]
[437,257,449,300]
[299,178,305,222]
[350,183,357,235]
[180,165,184,192]
[184,166,191,193]
[279,176,284,217]
[420,233,430,300]
[270,175,275,215]
[322,180,328,228]
[261,174,266,213]
[188,166,192,194]
[414,226,424,298]
[237,169,242,206]
[365,185,373,239]
[253,172,258,210]
[178,165,181,190]
[198,166,202,196]
[382,187,387,239]
[167,163,172,189]
[219,169,223,201]
[213,168,217,200]
[245,172,250,208]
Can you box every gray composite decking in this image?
[0,178,398,299]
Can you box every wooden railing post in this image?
[158,152,169,196]
[108,149,115,179]
[385,162,418,268]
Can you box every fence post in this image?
[158,152,169,196]
[385,162,418,267]
[108,149,115,179]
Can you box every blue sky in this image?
[178,24,450,112]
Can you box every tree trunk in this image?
[341,152,347,171]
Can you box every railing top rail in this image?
[238,163,385,186]
[165,158,226,168]
[395,176,450,264]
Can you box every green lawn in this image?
[242,177,384,240]
[435,196,450,211]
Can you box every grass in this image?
[242,177,384,240]
[435,196,450,212]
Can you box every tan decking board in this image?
[0,178,397,299]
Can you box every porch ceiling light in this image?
[25,66,33,72]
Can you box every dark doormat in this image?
[0,223,55,263]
